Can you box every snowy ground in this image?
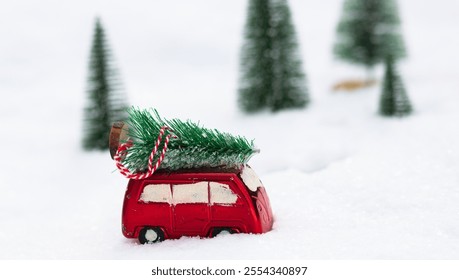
[0,0,458,259]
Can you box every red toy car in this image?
[121,165,274,244]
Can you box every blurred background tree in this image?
[82,18,128,150]
[334,0,406,75]
[379,55,412,117]
[238,0,272,112]
[270,0,309,112]
[238,0,309,113]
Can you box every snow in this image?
[140,182,238,205]
[172,182,208,204]
[210,182,238,205]
[1,0,459,259]
[140,184,172,203]
[240,165,262,192]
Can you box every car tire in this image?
[139,227,165,244]
[211,227,236,237]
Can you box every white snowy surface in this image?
[0,0,459,259]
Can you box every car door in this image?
[209,181,249,229]
[172,181,210,235]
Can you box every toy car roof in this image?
[150,165,245,176]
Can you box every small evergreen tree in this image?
[238,0,308,113]
[238,0,273,112]
[334,0,406,72]
[270,0,309,112]
[83,18,128,150]
[379,56,412,117]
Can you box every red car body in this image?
[121,165,273,244]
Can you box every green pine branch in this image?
[121,107,257,172]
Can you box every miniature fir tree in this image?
[238,0,273,112]
[334,0,406,72]
[238,0,308,113]
[270,0,309,112]
[82,18,128,150]
[120,108,257,172]
[379,56,412,117]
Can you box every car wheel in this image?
[139,227,164,244]
[211,227,236,237]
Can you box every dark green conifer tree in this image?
[238,0,273,112]
[270,0,309,112]
[379,56,412,117]
[238,0,308,113]
[334,0,406,72]
[82,18,128,150]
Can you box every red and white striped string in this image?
[114,126,175,180]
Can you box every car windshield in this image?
[240,166,262,192]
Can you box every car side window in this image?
[210,182,238,205]
[139,184,172,203]
[172,182,208,204]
